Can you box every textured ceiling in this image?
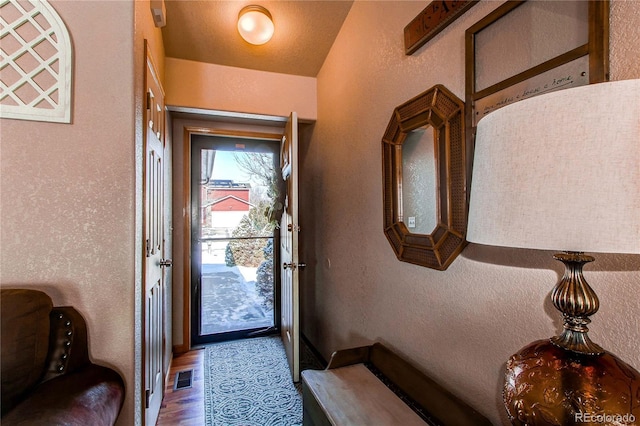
[162,1,354,77]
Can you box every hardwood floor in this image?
[155,337,325,425]
[157,349,205,426]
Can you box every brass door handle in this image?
[283,262,306,270]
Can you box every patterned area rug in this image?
[204,335,319,426]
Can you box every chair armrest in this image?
[3,364,125,426]
[42,307,91,382]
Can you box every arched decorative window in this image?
[0,0,73,123]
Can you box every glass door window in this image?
[191,135,280,344]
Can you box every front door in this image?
[190,135,280,344]
[280,112,301,382]
[143,44,168,426]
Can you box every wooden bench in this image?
[301,343,492,426]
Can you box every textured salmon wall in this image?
[302,1,640,424]
[164,58,317,121]
[0,1,137,424]
[610,0,640,79]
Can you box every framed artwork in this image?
[404,0,479,55]
[465,0,609,142]
[0,0,73,123]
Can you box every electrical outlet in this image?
[407,217,416,228]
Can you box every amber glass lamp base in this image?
[504,253,640,425]
[504,339,640,425]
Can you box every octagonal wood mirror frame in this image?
[382,85,467,270]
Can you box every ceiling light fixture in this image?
[237,5,274,45]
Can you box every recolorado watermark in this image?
[575,412,636,424]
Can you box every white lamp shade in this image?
[467,79,640,254]
[238,5,274,45]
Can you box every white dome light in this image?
[237,5,274,45]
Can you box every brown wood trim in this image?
[463,0,523,130]
[180,126,192,354]
[326,346,371,369]
[465,0,524,37]
[404,0,479,56]
[186,127,282,141]
[588,0,610,83]
[465,1,610,102]
[471,44,590,101]
[172,344,188,354]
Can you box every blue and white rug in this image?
[204,336,303,426]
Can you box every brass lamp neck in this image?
[550,251,604,355]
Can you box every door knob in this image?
[283,262,306,270]
[160,258,173,267]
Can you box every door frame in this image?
[178,125,284,352]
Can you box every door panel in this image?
[280,112,300,382]
[143,43,166,426]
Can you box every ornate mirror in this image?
[382,85,467,270]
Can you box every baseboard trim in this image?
[301,332,328,368]
[173,343,190,354]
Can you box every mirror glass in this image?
[401,125,436,234]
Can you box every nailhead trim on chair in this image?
[55,313,73,373]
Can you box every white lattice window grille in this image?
[0,0,72,123]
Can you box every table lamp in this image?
[467,79,640,425]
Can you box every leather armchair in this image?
[1,289,125,425]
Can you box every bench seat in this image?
[302,363,427,425]
[301,343,492,426]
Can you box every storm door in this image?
[191,135,281,344]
